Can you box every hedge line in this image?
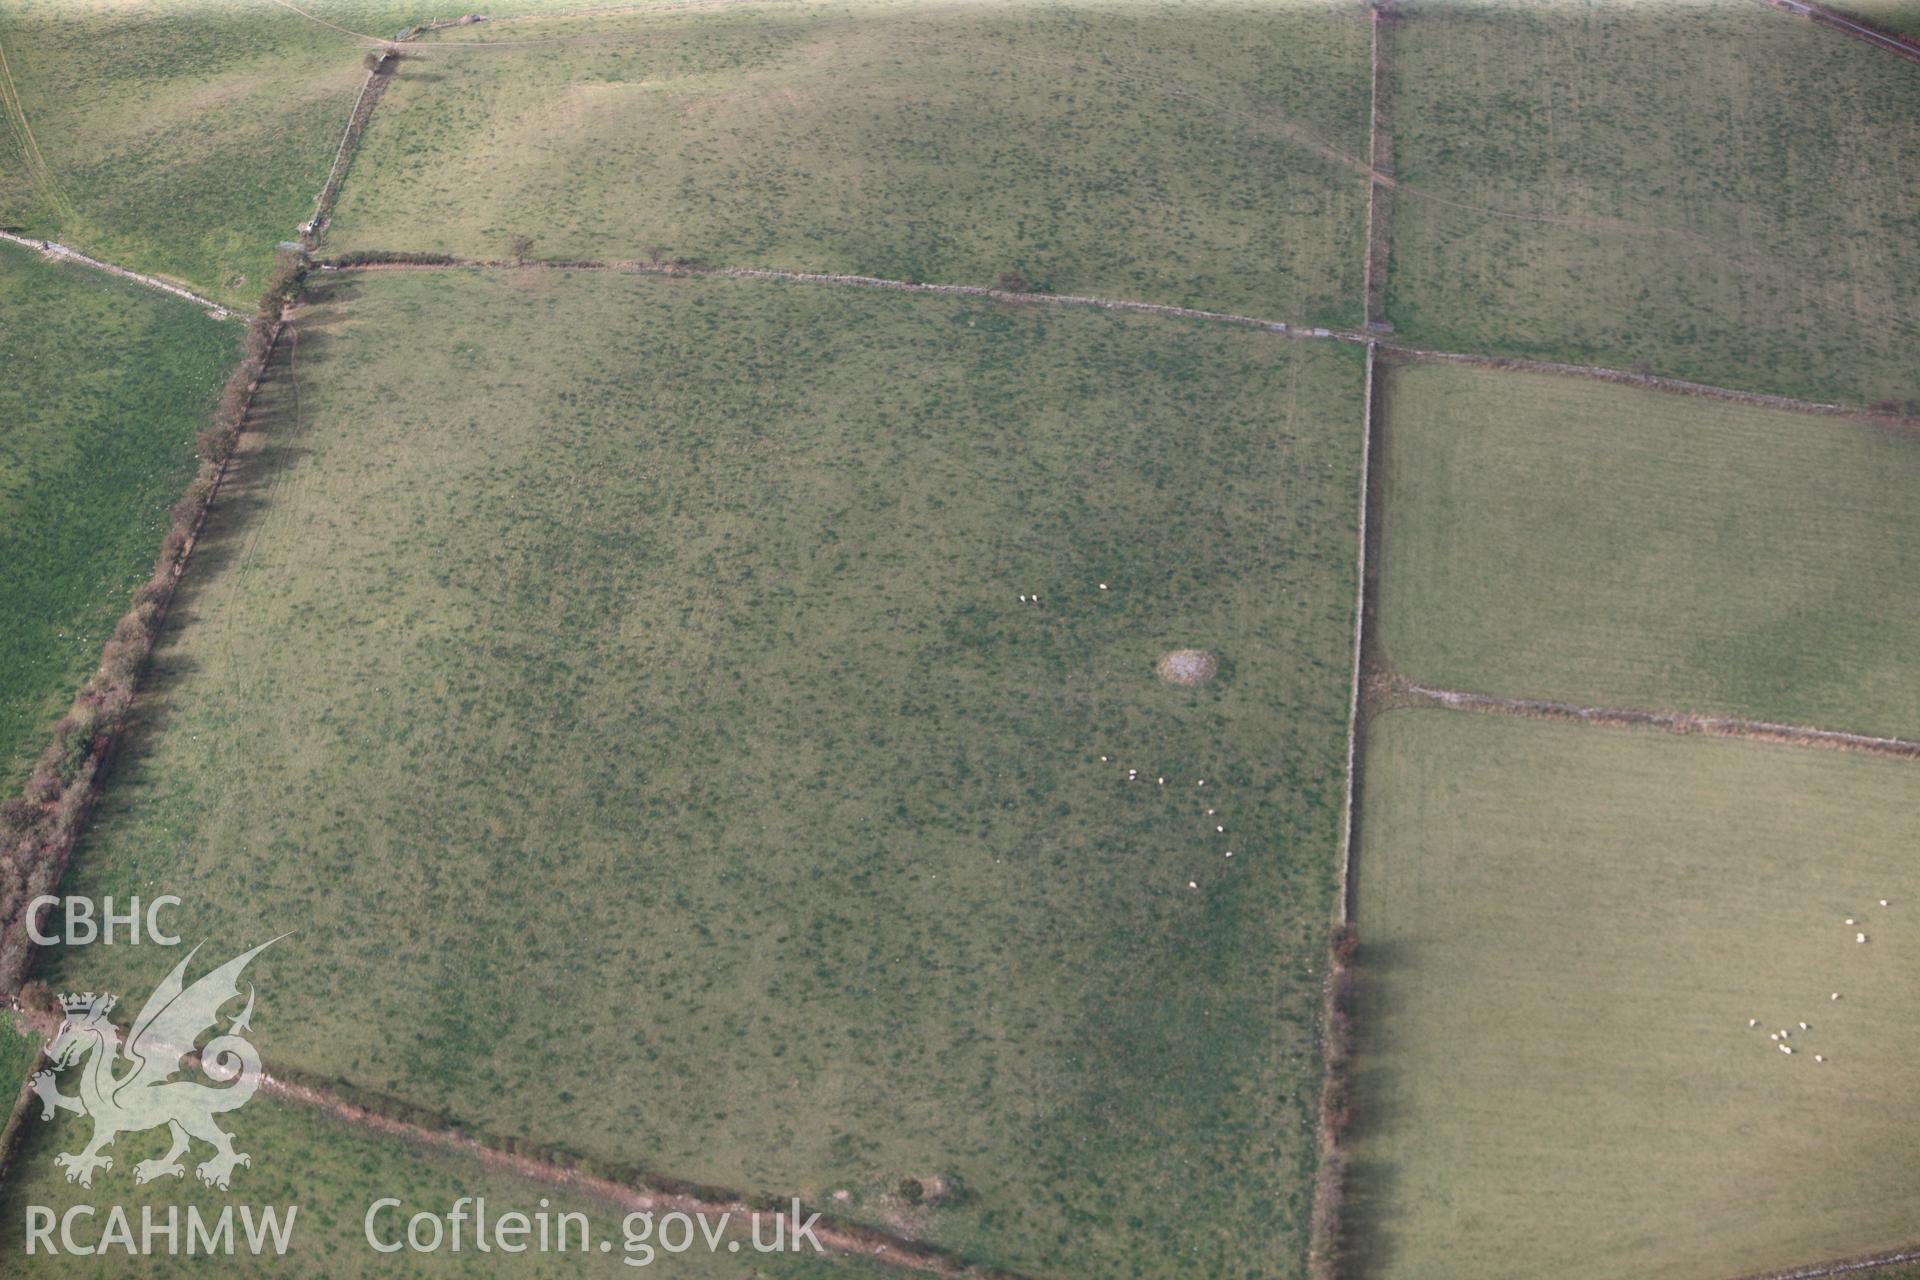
[0,249,309,993]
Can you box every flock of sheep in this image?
[1747,898,1890,1065]
[1096,755,1230,890]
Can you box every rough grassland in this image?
[1348,709,1920,1280]
[0,238,234,788]
[1385,0,1920,405]
[326,0,1370,324]
[0,1094,891,1279]
[0,0,410,304]
[42,269,1364,1279]
[1374,360,1920,738]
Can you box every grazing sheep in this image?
[1196,779,1206,787]
[1098,583,1108,590]
[1771,1033,1780,1041]
[1881,899,1890,907]
[1846,918,1856,925]
[1832,992,1842,1001]
[1188,880,1198,890]
[1858,933,1868,943]
[1781,1045,1793,1055]
[1749,1019,1758,1027]
[1799,1022,1809,1030]
[1216,825,1225,833]
[1814,1055,1824,1063]
[1224,851,1234,858]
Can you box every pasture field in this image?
[0,238,234,789]
[325,0,1370,323]
[40,268,1365,1279]
[0,0,405,304]
[1372,360,1920,738]
[1384,0,1920,405]
[0,1094,891,1279]
[1347,709,1920,1280]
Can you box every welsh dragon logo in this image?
[29,939,280,1190]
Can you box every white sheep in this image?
[1098,583,1108,590]
[1216,825,1225,833]
[1781,1045,1793,1054]
[1814,1054,1825,1063]
[1799,1021,1809,1030]
[1748,1019,1758,1027]
[1858,932,1868,943]
[1881,899,1890,907]
[1832,992,1842,1001]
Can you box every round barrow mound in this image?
[1156,649,1218,686]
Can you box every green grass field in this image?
[0,237,234,788]
[0,0,405,304]
[325,0,1370,323]
[0,1092,893,1278]
[39,267,1364,1279]
[1347,709,1920,1280]
[1384,0,1920,406]
[1373,360,1920,738]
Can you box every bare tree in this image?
[510,234,536,263]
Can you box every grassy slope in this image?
[1373,361,1920,738]
[327,0,1370,324]
[0,0,420,304]
[0,1092,893,1278]
[1348,709,1920,1280]
[0,238,234,788]
[42,269,1364,1280]
[1385,0,1920,405]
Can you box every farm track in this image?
[0,229,233,316]
[1393,677,1920,761]
[0,32,75,226]
[9,1006,1017,1280]
[1755,0,1920,62]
